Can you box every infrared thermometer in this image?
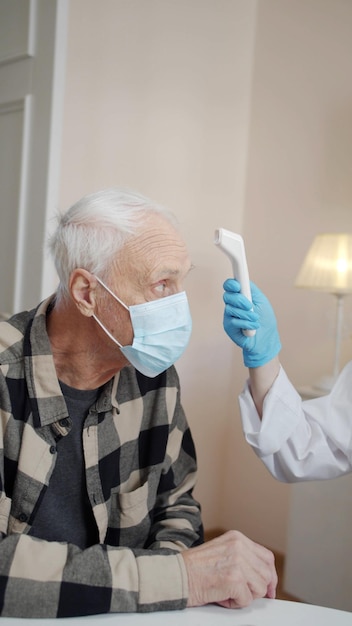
[214,228,256,337]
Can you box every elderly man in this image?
[0,189,276,617]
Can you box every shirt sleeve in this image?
[238,363,352,482]
[146,370,204,552]
[0,532,188,617]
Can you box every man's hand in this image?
[181,530,277,609]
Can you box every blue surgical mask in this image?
[92,277,192,377]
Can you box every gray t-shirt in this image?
[29,381,100,549]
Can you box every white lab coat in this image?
[239,361,352,481]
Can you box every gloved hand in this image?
[223,279,281,368]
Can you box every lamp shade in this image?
[295,233,352,295]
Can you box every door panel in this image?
[0,0,68,314]
[0,0,32,62]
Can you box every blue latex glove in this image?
[223,279,281,368]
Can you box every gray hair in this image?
[48,188,177,303]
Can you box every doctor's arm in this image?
[223,279,352,481]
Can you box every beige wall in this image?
[59,0,257,535]
[58,0,352,553]
[221,0,352,549]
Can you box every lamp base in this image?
[312,374,338,394]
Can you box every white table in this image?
[0,599,351,625]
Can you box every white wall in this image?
[221,0,352,551]
[245,0,352,387]
[59,0,257,533]
[242,0,352,604]
[56,0,352,555]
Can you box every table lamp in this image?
[295,233,352,392]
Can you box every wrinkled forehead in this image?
[113,213,191,280]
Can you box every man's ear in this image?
[69,269,98,317]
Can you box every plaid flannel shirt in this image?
[0,297,203,618]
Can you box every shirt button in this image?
[49,445,56,454]
[59,418,69,428]
[19,513,28,522]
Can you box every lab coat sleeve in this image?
[238,363,352,482]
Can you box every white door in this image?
[0,0,68,315]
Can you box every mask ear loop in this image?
[94,276,129,311]
[92,276,130,348]
[92,313,124,348]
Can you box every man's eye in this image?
[155,282,166,293]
